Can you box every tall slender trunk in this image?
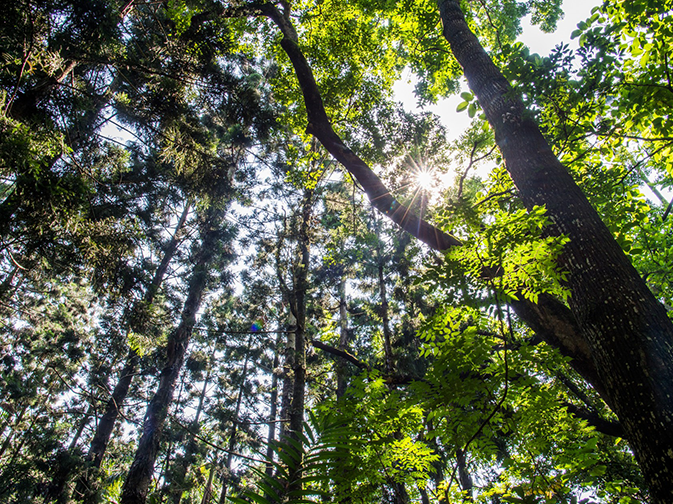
[437,1,673,500]
[278,322,295,441]
[120,204,224,504]
[281,189,312,497]
[218,335,253,504]
[375,224,394,377]
[265,329,282,476]
[167,360,212,504]
[336,277,349,399]
[73,201,191,503]
[288,193,311,442]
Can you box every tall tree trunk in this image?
[287,190,311,441]
[265,329,282,476]
[166,360,212,504]
[336,277,350,399]
[437,1,673,500]
[278,322,295,441]
[374,219,395,377]
[272,188,313,498]
[73,201,191,503]
[43,405,93,503]
[120,204,224,504]
[215,334,253,504]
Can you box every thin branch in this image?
[171,417,266,463]
[311,339,370,371]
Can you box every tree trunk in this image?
[200,463,215,504]
[278,323,295,442]
[120,204,223,504]
[374,218,395,377]
[166,361,212,504]
[73,201,191,502]
[257,1,607,398]
[437,1,673,500]
[287,190,311,441]
[265,329,282,476]
[217,334,253,504]
[336,277,349,399]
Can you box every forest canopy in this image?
[1,0,673,503]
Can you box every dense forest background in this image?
[1,0,672,503]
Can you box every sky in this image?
[393,0,603,142]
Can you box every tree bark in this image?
[120,204,224,504]
[437,1,673,500]
[73,201,191,502]
[265,329,282,476]
[166,361,212,504]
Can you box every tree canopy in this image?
[1,0,672,503]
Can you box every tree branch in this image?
[311,340,370,371]
[259,3,461,251]
[250,0,606,404]
[564,404,625,438]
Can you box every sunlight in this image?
[415,168,434,191]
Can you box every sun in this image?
[415,168,435,191]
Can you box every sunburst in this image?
[415,167,435,191]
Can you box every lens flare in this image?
[415,169,434,191]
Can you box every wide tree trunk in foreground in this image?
[437,0,673,500]
[120,204,225,504]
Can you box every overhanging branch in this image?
[245,1,606,402]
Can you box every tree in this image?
[236,0,673,499]
[4,0,673,501]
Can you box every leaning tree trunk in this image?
[255,0,607,398]
[437,0,673,500]
[119,203,224,504]
[252,0,673,498]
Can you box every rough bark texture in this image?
[438,0,673,500]
[508,293,608,402]
[120,205,222,504]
